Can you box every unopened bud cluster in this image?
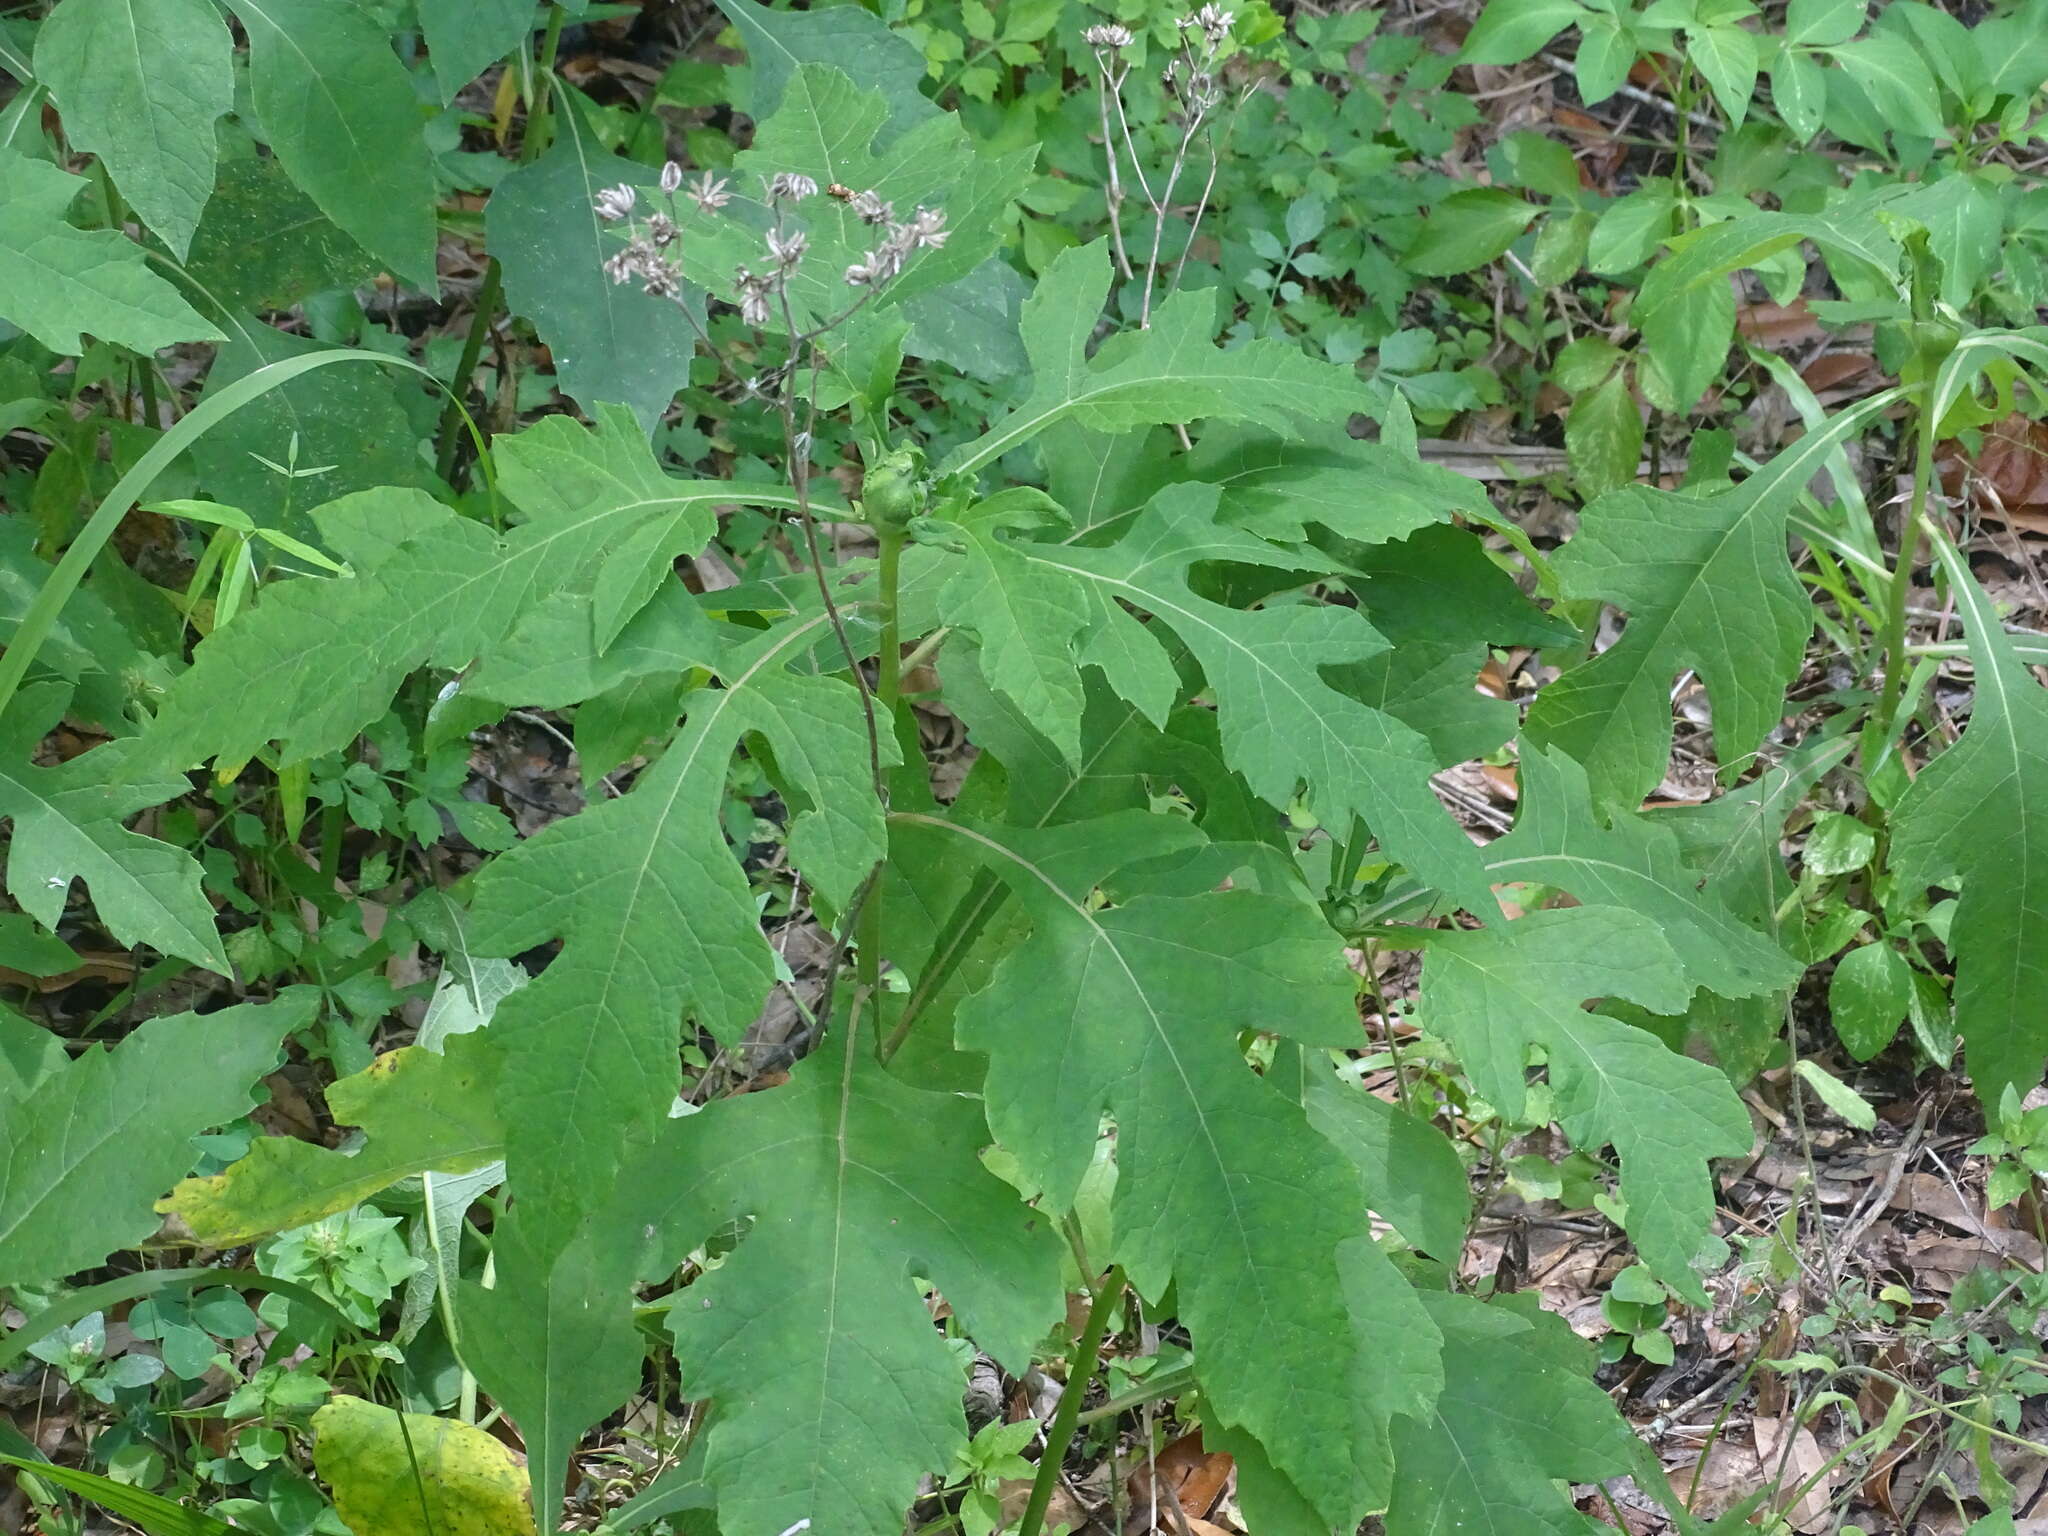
[594,160,950,325]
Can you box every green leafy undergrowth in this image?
[6,3,2048,1536]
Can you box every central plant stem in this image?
[858,525,906,1025]
[1874,404,1936,745]
[1016,1265,1126,1536]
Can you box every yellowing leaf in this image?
[312,1396,535,1536]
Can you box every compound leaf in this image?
[1419,907,1751,1296]
[34,0,233,257]
[0,993,314,1287]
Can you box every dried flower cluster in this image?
[592,159,949,327]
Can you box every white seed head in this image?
[764,172,820,202]
[908,205,949,250]
[594,183,637,221]
[1084,22,1135,48]
[689,172,733,213]
[647,211,679,247]
[849,188,892,226]
[660,159,684,196]
[766,228,808,271]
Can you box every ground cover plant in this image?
[5,0,2048,1533]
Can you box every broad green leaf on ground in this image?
[1386,1290,1638,1536]
[34,0,233,257]
[908,808,1441,1528]
[184,157,375,311]
[1484,747,1802,1001]
[488,98,712,432]
[187,319,431,526]
[1526,390,1899,809]
[0,994,312,1286]
[0,148,221,355]
[420,0,538,102]
[714,0,938,142]
[940,240,1380,479]
[995,484,1496,914]
[0,685,226,971]
[1418,907,1751,1295]
[142,410,801,773]
[312,1396,535,1536]
[1891,532,2048,1108]
[621,1022,1063,1536]
[469,612,890,1273]
[233,0,440,289]
[161,1033,501,1245]
[1284,1044,1471,1262]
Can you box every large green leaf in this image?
[184,156,375,312]
[0,148,220,355]
[624,1022,1063,1536]
[488,98,710,432]
[0,994,313,1286]
[469,610,890,1262]
[419,0,538,102]
[1525,390,1898,809]
[140,409,800,773]
[713,64,1034,321]
[941,240,1379,478]
[161,1033,501,1245]
[234,0,440,289]
[979,483,1496,914]
[34,0,234,257]
[0,685,225,971]
[187,321,432,525]
[1386,1291,1639,1536]
[714,0,938,142]
[907,808,1442,1528]
[1892,532,2048,1107]
[1483,746,1802,1002]
[1419,906,1751,1296]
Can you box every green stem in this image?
[1017,1267,1126,1536]
[1073,1364,1196,1427]
[434,258,504,485]
[525,4,566,160]
[863,525,905,1055]
[1874,408,1935,745]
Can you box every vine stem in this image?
[1016,1265,1126,1536]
